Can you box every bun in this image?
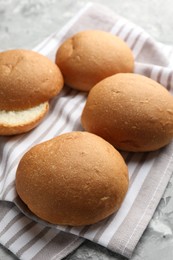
[56,30,134,91]
[0,49,64,135]
[0,102,49,136]
[81,73,173,152]
[16,131,128,226]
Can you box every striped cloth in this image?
[1,2,173,259]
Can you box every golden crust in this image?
[0,49,64,110]
[0,102,49,135]
[81,73,173,152]
[16,131,128,226]
[56,30,134,91]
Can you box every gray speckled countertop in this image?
[1,0,173,259]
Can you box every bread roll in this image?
[16,131,128,226]
[81,73,173,152]
[56,30,134,91]
[0,49,64,135]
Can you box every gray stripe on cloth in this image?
[167,71,173,91]
[54,94,86,136]
[114,23,126,36]
[5,221,36,248]
[131,33,142,51]
[0,201,14,219]
[1,181,15,201]
[32,231,84,260]
[123,27,134,42]
[79,225,91,237]
[129,153,149,186]
[134,63,154,78]
[0,212,23,237]
[157,68,163,84]
[16,227,51,258]
[107,142,173,258]
[0,137,10,167]
[0,135,29,183]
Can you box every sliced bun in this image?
[56,30,134,91]
[0,49,64,111]
[16,131,128,226]
[0,49,64,135]
[0,102,49,135]
[81,73,173,152]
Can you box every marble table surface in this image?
[1,0,173,259]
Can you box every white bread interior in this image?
[0,102,49,135]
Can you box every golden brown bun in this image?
[0,102,49,136]
[56,30,134,91]
[81,73,173,152]
[0,49,64,110]
[16,131,128,226]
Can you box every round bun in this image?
[0,102,49,136]
[0,49,64,110]
[16,131,128,226]
[81,73,173,152]
[0,49,64,135]
[56,30,134,91]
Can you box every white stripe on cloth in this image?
[14,228,58,259]
[97,152,157,246]
[0,202,83,260]
[0,207,19,233]
[1,217,32,245]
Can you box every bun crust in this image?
[0,49,64,110]
[0,102,49,135]
[56,30,134,91]
[16,131,128,226]
[81,73,173,152]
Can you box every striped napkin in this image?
[1,2,173,259]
